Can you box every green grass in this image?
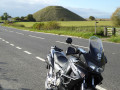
[0,20,4,22]
[108,35,120,43]
[14,21,113,27]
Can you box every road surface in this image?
[0,25,120,90]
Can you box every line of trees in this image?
[0,12,35,22]
[14,14,35,22]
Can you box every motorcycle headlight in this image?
[88,62,104,73]
[88,62,96,70]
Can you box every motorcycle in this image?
[45,36,107,90]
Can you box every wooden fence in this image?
[104,27,116,36]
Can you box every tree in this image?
[89,16,95,20]
[27,14,35,21]
[1,12,11,20]
[21,16,25,21]
[3,12,9,20]
[14,17,21,21]
[1,16,4,20]
[111,8,120,26]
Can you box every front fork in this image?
[81,76,95,90]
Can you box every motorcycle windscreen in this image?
[89,36,106,67]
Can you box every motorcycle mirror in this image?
[66,37,72,44]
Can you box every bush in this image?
[4,20,9,24]
[32,23,44,30]
[44,21,60,30]
[96,30,104,36]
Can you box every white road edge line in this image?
[36,57,45,62]
[16,47,22,50]
[24,51,32,54]
[29,35,45,39]
[10,44,14,46]
[56,41,88,49]
[96,85,106,90]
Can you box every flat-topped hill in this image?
[33,6,86,21]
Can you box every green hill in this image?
[33,6,86,21]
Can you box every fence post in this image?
[104,27,107,36]
[112,27,116,36]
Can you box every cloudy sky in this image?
[0,0,120,18]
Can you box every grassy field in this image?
[3,21,120,43]
[14,21,113,27]
[0,19,4,22]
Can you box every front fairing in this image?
[88,36,106,72]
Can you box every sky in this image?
[0,0,120,18]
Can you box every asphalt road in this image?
[0,25,120,90]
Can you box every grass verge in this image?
[108,35,120,43]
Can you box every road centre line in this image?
[29,35,45,39]
[36,57,45,62]
[9,31,14,32]
[56,41,88,49]
[16,32,24,35]
[2,39,5,41]
[24,51,32,55]
[5,41,9,43]
[16,47,22,50]
[10,44,14,46]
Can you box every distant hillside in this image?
[33,6,86,21]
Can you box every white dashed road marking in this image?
[36,57,45,62]
[10,44,14,46]
[24,51,32,55]
[9,31,14,32]
[16,47,22,50]
[16,32,24,35]
[5,41,9,43]
[29,35,45,39]
[56,41,67,44]
[2,39,5,41]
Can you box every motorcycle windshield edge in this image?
[89,36,103,63]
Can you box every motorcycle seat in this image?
[54,52,68,68]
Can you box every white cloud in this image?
[16,0,59,5]
[67,7,111,18]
